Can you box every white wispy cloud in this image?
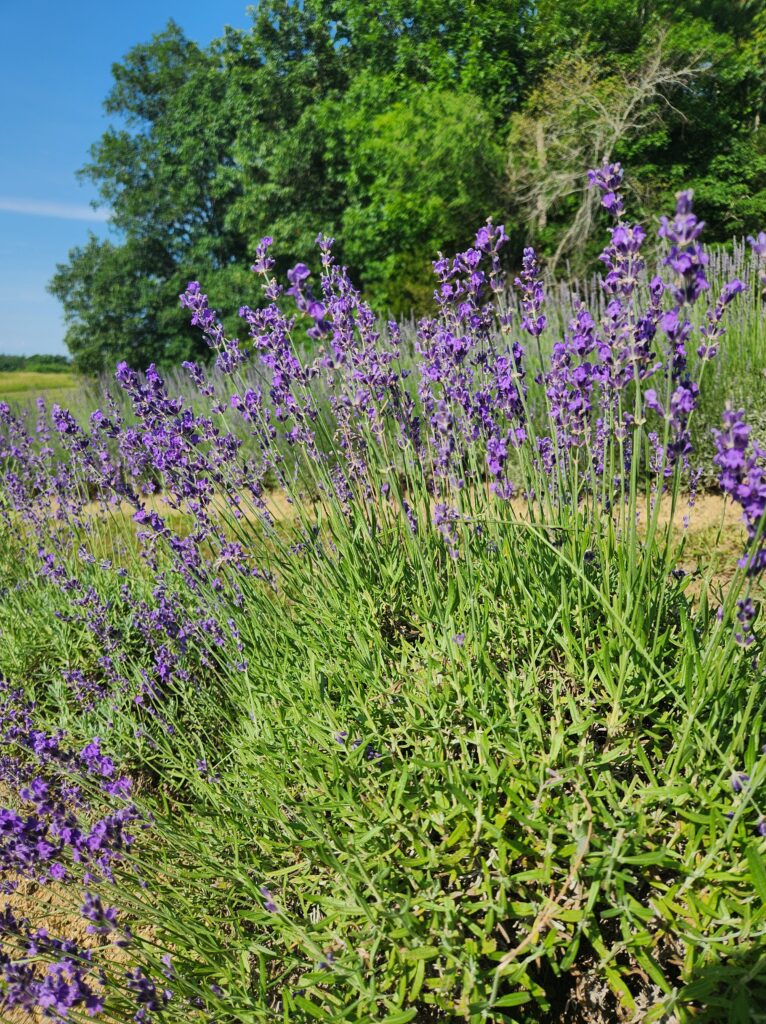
[0,197,110,222]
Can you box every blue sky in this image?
[0,1,256,356]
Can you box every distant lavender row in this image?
[56,223,765,431]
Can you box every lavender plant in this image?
[0,166,765,1022]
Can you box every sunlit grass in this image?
[0,370,79,404]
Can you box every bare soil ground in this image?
[2,879,95,1023]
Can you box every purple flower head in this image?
[536,435,555,476]
[749,232,766,292]
[474,220,508,292]
[81,892,118,935]
[748,232,766,259]
[285,258,328,336]
[515,248,546,338]
[251,236,275,275]
[589,165,645,306]
[260,885,278,913]
[735,597,757,647]
[433,503,461,559]
[126,967,172,1013]
[713,406,766,574]
[720,279,746,305]
[0,910,104,1018]
[181,360,214,398]
[475,222,508,253]
[697,279,745,360]
[659,190,709,306]
[51,405,80,437]
[315,233,335,268]
[287,263,311,287]
[587,160,625,218]
[731,771,750,794]
[238,268,320,453]
[644,389,662,416]
[180,282,240,362]
[80,738,115,779]
[402,500,418,535]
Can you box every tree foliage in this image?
[49,1,766,371]
[507,41,702,267]
[343,87,504,314]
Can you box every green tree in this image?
[50,236,191,374]
[343,86,504,314]
[49,0,766,373]
[507,42,702,266]
[49,23,249,371]
[505,2,766,256]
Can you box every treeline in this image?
[0,354,72,373]
[50,0,766,372]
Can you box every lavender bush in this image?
[0,165,765,1022]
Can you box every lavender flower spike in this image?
[713,406,766,575]
[659,190,709,306]
[587,160,625,218]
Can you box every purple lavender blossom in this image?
[126,966,172,1016]
[0,908,104,1019]
[515,248,547,338]
[286,262,329,337]
[749,232,766,259]
[697,279,744,360]
[252,235,275,275]
[735,598,757,647]
[587,160,625,218]
[81,892,119,935]
[180,282,245,374]
[713,406,766,574]
[181,360,215,398]
[545,305,598,452]
[260,885,278,913]
[433,503,461,559]
[748,232,766,294]
[731,771,750,794]
[659,190,709,306]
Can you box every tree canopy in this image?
[50,0,766,371]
